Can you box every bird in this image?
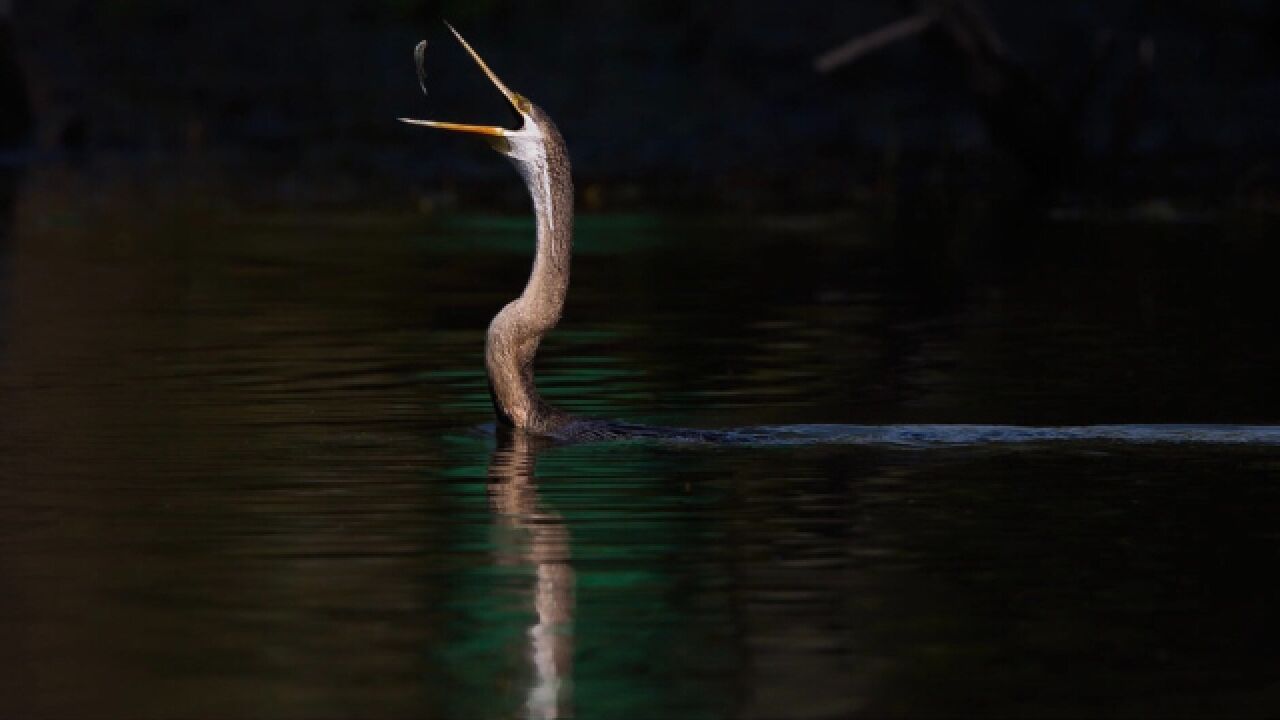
[401,24,646,441]
[400,26,1280,450]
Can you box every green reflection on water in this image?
[437,435,733,719]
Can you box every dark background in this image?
[4,0,1280,211]
[3,6,1280,718]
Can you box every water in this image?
[2,174,1280,718]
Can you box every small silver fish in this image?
[414,40,429,96]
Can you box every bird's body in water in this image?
[401,26,1280,449]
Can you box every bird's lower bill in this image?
[399,118,506,136]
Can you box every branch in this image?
[814,10,941,74]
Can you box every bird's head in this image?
[399,23,551,167]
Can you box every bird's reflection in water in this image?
[488,430,575,719]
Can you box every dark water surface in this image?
[2,176,1279,718]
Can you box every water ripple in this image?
[739,423,1280,447]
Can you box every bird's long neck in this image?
[485,116,575,433]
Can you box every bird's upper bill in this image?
[398,23,530,138]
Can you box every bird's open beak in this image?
[398,22,528,138]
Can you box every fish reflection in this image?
[488,430,575,719]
